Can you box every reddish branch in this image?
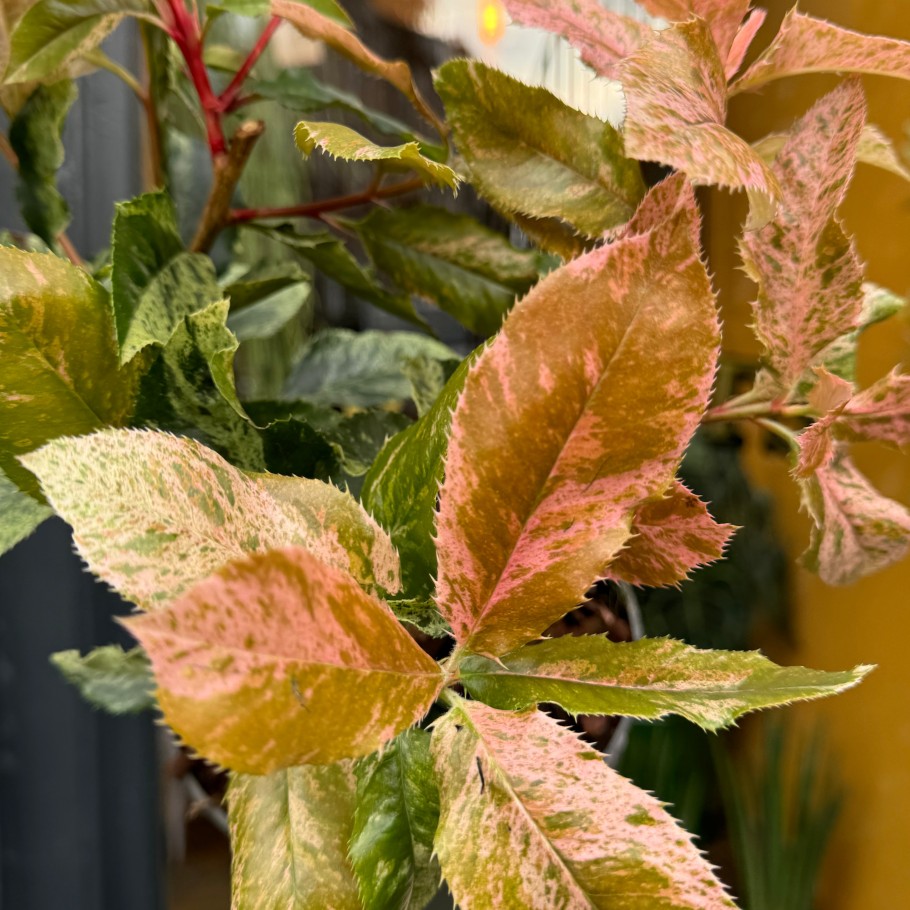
[219,16,282,113]
[228,176,425,225]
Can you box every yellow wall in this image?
[709,3,910,907]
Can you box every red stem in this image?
[219,16,281,113]
[228,177,425,224]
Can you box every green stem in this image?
[703,400,813,424]
[85,49,147,102]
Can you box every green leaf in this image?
[434,184,719,656]
[0,469,51,556]
[221,260,310,309]
[385,598,451,639]
[111,191,221,364]
[226,282,310,342]
[50,645,155,714]
[229,763,362,910]
[434,59,644,239]
[213,0,351,26]
[433,699,736,909]
[127,546,442,771]
[354,205,540,336]
[282,329,458,408]
[8,79,76,245]
[459,636,871,730]
[22,428,397,608]
[350,728,441,910]
[362,353,474,603]
[0,248,140,496]
[402,354,460,418]
[5,0,155,84]
[294,121,459,190]
[249,224,427,329]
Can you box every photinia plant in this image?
[3,0,910,906]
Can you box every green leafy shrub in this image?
[3,1,910,906]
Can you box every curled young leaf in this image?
[435,186,719,656]
[127,546,442,772]
[619,18,780,230]
[433,700,736,909]
[458,635,871,729]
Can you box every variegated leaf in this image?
[350,728,441,910]
[433,699,736,909]
[732,9,910,95]
[0,468,51,556]
[604,480,735,587]
[294,121,459,190]
[0,249,140,497]
[795,368,854,478]
[619,18,780,230]
[501,0,649,80]
[127,546,442,772]
[435,189,719,656]
[724,8,767,80]
[50,645,155,714]
[229,763,362,910]
[754,123,910,186]
[836,369,910,450]
[21,428,397,608]
[800,453,910,586]
[458,635,870,729]
[740,80,866,389]
[270,0,443,133]
[434,59,645,239]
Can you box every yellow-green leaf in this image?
[127,546,443,772]
[0,468,51,555]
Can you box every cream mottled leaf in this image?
[354,204,541,337]
[270,0,442,133]
[604,480,735,587]
[0,249,140,496]
[229,763,362,910]
[0,469,51,556]
[435,190,719,656]
[754,124,910,186]
[5,0,154,84]
[732,10,910,95]
[50,645,155,714]
[127,546,442,772]
[620,18,780,230]
[636,0,751,66]
[459,636,870,730]
[836,369,910,450]
[294,121,459,190]
[21,428,390,608]
[800,453,910,586]
[501,0,649,79]
[350,728,441,910]
[434,59,645,239]
[433,700,736,909]
[740,80,866,390]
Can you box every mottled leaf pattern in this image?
[636,0,751,66]
[732,10,910,95]
[501,0,648,79]
[127,546,442,771]
[795,368,854,478]
[620,18,780,230]
[51,645,155,714]
[0,468,51,556]
[436,192,718,656]
[740,80,866,389]
[22,429,396,607]
[435,59,645,239]
[833,369,910,450]
[355,205,540,337]
[724,8,767,80]
[605,481,735,587]
[294,121,459,190]
[229,763,362,910]
[350,728,441,910]
[459,636,870,729]
[800,453,910,586]
[433,700,735,909]
[0,249,140,496]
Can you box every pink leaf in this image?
[725,7,767,79]
[732,9,910,95]
[837,368,910,449]
[127,546,442,773]
[619,18,780,230]
[740,80,866,389]
[800,454,910,586]
[613,172,701,248]
[637,0,752,65]
[605,480,736,587]
[432,700,736,909]
[502,0,649,80]
[435,183,719,656]
[796,368,855,478]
